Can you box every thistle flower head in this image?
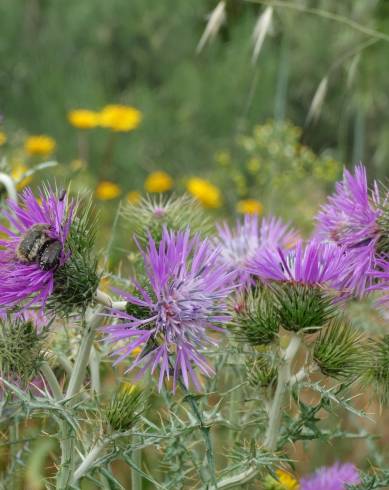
[215,215,297,285]
[0,315,47,384]
[300,462,360,490]
[246,348,278,389]
[0,186,73,311]
[249,240,345,287]
[122,194,212,244]
[315,164,383,296]
[313,317,366,379]
[249,241,345,332]
[232,287,279,345]
[104,228,235,392]
[365,335,389,404]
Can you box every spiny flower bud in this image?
[0,317,47,384]
[246,348,278,388]
[366,335,389,404]
[122,194,212,244]
[272,282,336,333]
[232,287,279,346]
[313,317,366,379]
[105,384,147,432]
[48,196,100,315]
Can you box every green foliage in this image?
[0,318,47,384]
[49,196,100,315]
[313,317,367,379]
[232,287,279,345]
[271,282,337,333]
[347,469,389,489]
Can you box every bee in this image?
[16,224,62,271]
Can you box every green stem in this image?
[40,362,63,400]
[131,446,143,490]
[264,333,301,450]
[180,381,217,487]
[8,420,20,490]
[57,310,101,489]
[66,308,102,399]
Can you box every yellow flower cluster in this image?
[95,181,121,201]
[276,469,299,489]
[144,171,173,193]
[236,199,263,215]
[68,105,142,132]
[186,177,222,208]
[263,469,299,490]
[0,132,7,145]
[99,105,142,132]
[68,109,99,130]
[25,135,56,157]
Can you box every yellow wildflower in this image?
[0,132,7,145]
[68,109,99,129]
[186,177,222,208]
[127,190,141,204]
[11,164,32,189]
[144,171,173,193]
[96,181,121,200]
[236,199,263,215]
[99,104,142,132]
[276,469,299,489]
[263,469,299,490]
[25,135,56,156]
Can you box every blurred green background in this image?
[1,0,389,227]
[1,1,389,488]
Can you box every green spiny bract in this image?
[232,287,279,346]
[49,197,100,315]
[365,335,389,404]
[313,317,367,379]
[271,282,337,333]
[0,318,47,384]
[246,348,278,388]
[105,384,147,432]
[122,194,213,243]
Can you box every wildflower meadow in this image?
[0,1,388,489]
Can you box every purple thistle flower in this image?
[0,187,73,310]
[300,462,360,490]
[315,164,382,296]
[104,228,235,392]
[215,214,298,285]
[249,240,346,288]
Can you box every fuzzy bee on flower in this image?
[0,186,74,311]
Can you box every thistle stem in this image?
[131,447,143,490]
[56,311,102,489]
[204,334,302,490]
[72,440,106,483]
[40,362,63,400]
[264,333,301,450]
[66,309,102,399]
[180,381,217,487]
[89,346,101,395]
